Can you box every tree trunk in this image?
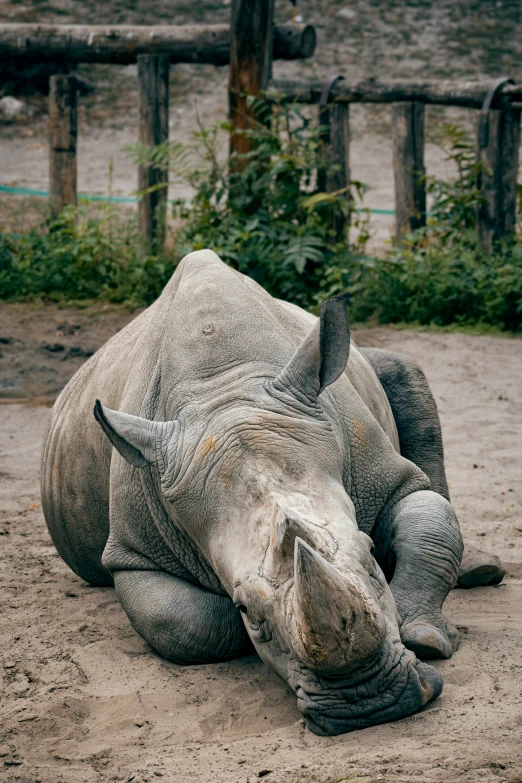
[318,102,351,242]
[229,0,274,170]
[0,23,314,65]
[267,78,522,111]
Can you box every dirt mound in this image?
[0,303,140,402]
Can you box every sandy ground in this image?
[0,303,141,401]
[1,308,521,783]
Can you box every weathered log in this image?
[229,0,274,171]
[0,23,316,66]
[476,108,521,252]
[49,74,77,212]
[318,101,351,241]
[267,78,522,110]
[274,24,316,60]
[392,102,426,242]
[137,54,169,253]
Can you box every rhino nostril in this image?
[232,584,248,614]
[415,661,443,705]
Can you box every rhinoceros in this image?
[41,250,504,735]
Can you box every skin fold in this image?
[41,250,504,736]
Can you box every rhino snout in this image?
[291,640,443,736]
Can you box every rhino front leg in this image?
[361,347,505,587]
[374,490,463,660]
[114,570,250,665]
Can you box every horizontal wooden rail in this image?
[268,75,522,252]
[0,23,316,65]
[267,78,522,110]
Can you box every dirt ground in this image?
[1,305,521,783]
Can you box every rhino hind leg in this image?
[114,570,252,665]
[360,347,450,498]
[362,347,506,589]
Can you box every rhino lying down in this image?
[41,250,505,735]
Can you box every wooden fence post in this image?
[137,53,169,252]
[229,0,274,170]
[318,100,351,241]
[476,108,521,252]
[392,101,426,242]
[49,74,77,212]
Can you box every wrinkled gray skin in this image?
[41,250,504,736]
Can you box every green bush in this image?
[0,204,176,307]
[1,111,521,332]
[130,101,369,310]
[321,239,522,331]
[318,123,522,331]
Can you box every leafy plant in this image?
[130,100,368,309]
[318,125,522,331]
[0,203,176,307]
[1,112,521,333]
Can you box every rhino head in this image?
[95,296,442,735]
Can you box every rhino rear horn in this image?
[290,538,386,674]
[94,400,176,468]
[272,295,350,404]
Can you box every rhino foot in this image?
[457,546,506,588]
[401,620,457,660]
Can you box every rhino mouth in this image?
[254,530,443,735]
[290,642,443,736]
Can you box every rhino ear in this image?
[272,294,350,403]
[93,400,176,468]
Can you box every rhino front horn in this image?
[290,538,386,674]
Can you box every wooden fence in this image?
[0,5,316,249]
[268,76,522,251]
[1,1,521,253]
